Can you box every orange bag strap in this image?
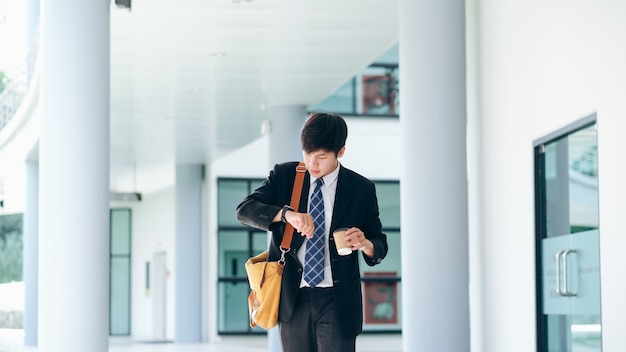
[278,162,306,265]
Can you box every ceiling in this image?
[109,0,399,166]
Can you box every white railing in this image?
[0,29,39,133]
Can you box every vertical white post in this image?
[399,0,470,351]
[174,164,203,342]
[39,1,110,351]
[23,162,38,346]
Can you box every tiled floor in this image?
[0,330,402,352]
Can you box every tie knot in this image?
[315,178,324,188]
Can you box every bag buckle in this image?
[296,164,307,173]
[278,247,290,266]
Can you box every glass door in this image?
[110,208,131,335]
[534,114,602,352]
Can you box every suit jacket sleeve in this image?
[331,167,387,267]
[236,162,296,232]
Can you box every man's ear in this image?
[337,146,346,158]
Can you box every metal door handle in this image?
[560,249,577,297]
[555,249,577,297]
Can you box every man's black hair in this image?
[300,111,348,155]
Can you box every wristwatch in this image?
[281,205,293,223]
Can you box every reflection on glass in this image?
[218,180,249,227]
[110,257,130,335]
[374,182,401,228]
[252,231,269,255]
[309,53,399,117]
[217,230,247,276]
[360,66,398,115]
[111,209,131,255]
[310,79,355,114]
[217,281,249,332]
[544,125,599,238]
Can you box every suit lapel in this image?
[331,166,353,230]
[290,167,352,250]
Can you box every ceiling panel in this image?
[109,0,399,169]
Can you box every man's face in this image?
[303,147,345,178]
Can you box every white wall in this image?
[476,1,626,351]
[126,186,175,340]
[110,161,174,195]
[340,117,402,180]
[211,117,401,179]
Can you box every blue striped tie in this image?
[304,178,325,287]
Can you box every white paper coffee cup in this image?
[333,228,351,256]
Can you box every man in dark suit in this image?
[236,112,388,352]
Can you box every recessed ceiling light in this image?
[231,0,252,3]
[208,51,227,58]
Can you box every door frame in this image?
[533,112,598,352]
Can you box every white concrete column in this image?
[465,0,485,350]
[268,105,307,165]
[266,105,306,352]
[174,164,203,342]
[399,1,470,351]
[39,1,110,351]
[23,161,38,346]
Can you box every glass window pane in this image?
[252,231,269,255]
[249,179,264,193]
[362,279,401,331]
[110,257,130,335]
[218,230,248,277]
[359,66,398,115]
[110,209,130,255]
[309,79,355,114]
[544,125,599,237]
[375,182,400,228]
[218,281,251,333]
[360,231,401,276]
[309,44,399,117]
[567,126,598,232]
[360,231,401,330]
[0,213,23,283]
[218,180,249,227]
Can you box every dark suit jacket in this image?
[236,161,388,338]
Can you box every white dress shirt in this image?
[298,163,340,288]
